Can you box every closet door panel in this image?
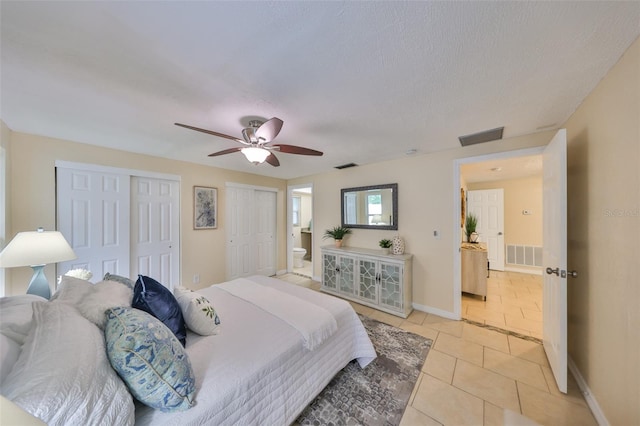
[57,168,130,281]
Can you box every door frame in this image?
[286,183,314,277]
[452,147,544,319]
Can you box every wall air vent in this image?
[335,163,358,170]
[459,127,504,147]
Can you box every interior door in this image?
[130,177,180,289]
[542,129,568,393]
[57,167,130,279]
[255,190,276,276]
[227,186,254,280]
[467,189,505,270]
[226,185,277,280]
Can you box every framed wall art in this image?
[194,186,217,229]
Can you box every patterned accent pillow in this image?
[103,273,135,289]
[104,307,196,413]
[174,286,221,336]
[132,275,187,346]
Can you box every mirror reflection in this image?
[341,183,398,230]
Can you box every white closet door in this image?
[131,177,180,289]
[57,168,130,279]
[227,186,254,280]
[255,190,276,276]
[226,184,277,280]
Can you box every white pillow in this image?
[0,334,20,384]
[77,280,133,329]
[1,302,135,426]
[174,286,221,335]
[52,276,133,329]
[51,275,93,306]
[0,294,47,345]
[0,294,48,385]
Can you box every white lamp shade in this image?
[0,230,76,268]
[241,147,270,164]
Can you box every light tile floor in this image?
[278,273,596,426]
[462,270,543,339]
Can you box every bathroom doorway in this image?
[287,184,314,278]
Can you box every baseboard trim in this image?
[504,266,543,275]
[412,302,459,320]
[568,356,609,426]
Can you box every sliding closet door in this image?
[57,162,181,288]
[226,184,277,280]
[131,177,180,289]
[255,190,276,276]
[56,168,130,279]
[227,186,254,279]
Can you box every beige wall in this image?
[468,176,543,247]
[4,131,287,295]
[563,36,639,425]
[289,131,554,313]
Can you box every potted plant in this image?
[323,226,352,247]
[464,213,479,243]
[379,238,392,254]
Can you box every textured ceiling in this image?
[1,1,638,179]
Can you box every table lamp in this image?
[0,228,76,299]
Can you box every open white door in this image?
[542,129,568,393]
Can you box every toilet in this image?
[293,247,307,268]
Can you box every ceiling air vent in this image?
[335,163,358,170]
[459,127,504,147]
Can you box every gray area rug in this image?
[296,315,432,426]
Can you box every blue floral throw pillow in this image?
[105,307,196,412]
[132,275,187,346]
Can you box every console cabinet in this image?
[321,246,413,318]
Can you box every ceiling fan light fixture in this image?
[241,147,270,164]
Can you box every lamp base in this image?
[26,265,51,300]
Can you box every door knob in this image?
[568,270,578,278]
[546,267,559,276]
[498,232,503,235]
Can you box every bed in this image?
[0,274,377,425]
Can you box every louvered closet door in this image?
[57,168,130,279]
[131,177,180,289]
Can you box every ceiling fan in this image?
[175,117,323,167]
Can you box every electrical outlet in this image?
[433,230,441,240]
[193,274,200,284]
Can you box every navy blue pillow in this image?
[132,275,187,347]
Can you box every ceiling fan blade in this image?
[265,152,280,167]
[255,117,284,142]
[208,147,242,157]
[271,144,323,156]
[175,123,245,144]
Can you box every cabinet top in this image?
[461,242,487,252]
[321,245,413,260]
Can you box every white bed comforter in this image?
[216,277,338,350]
[134,275,376,426]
